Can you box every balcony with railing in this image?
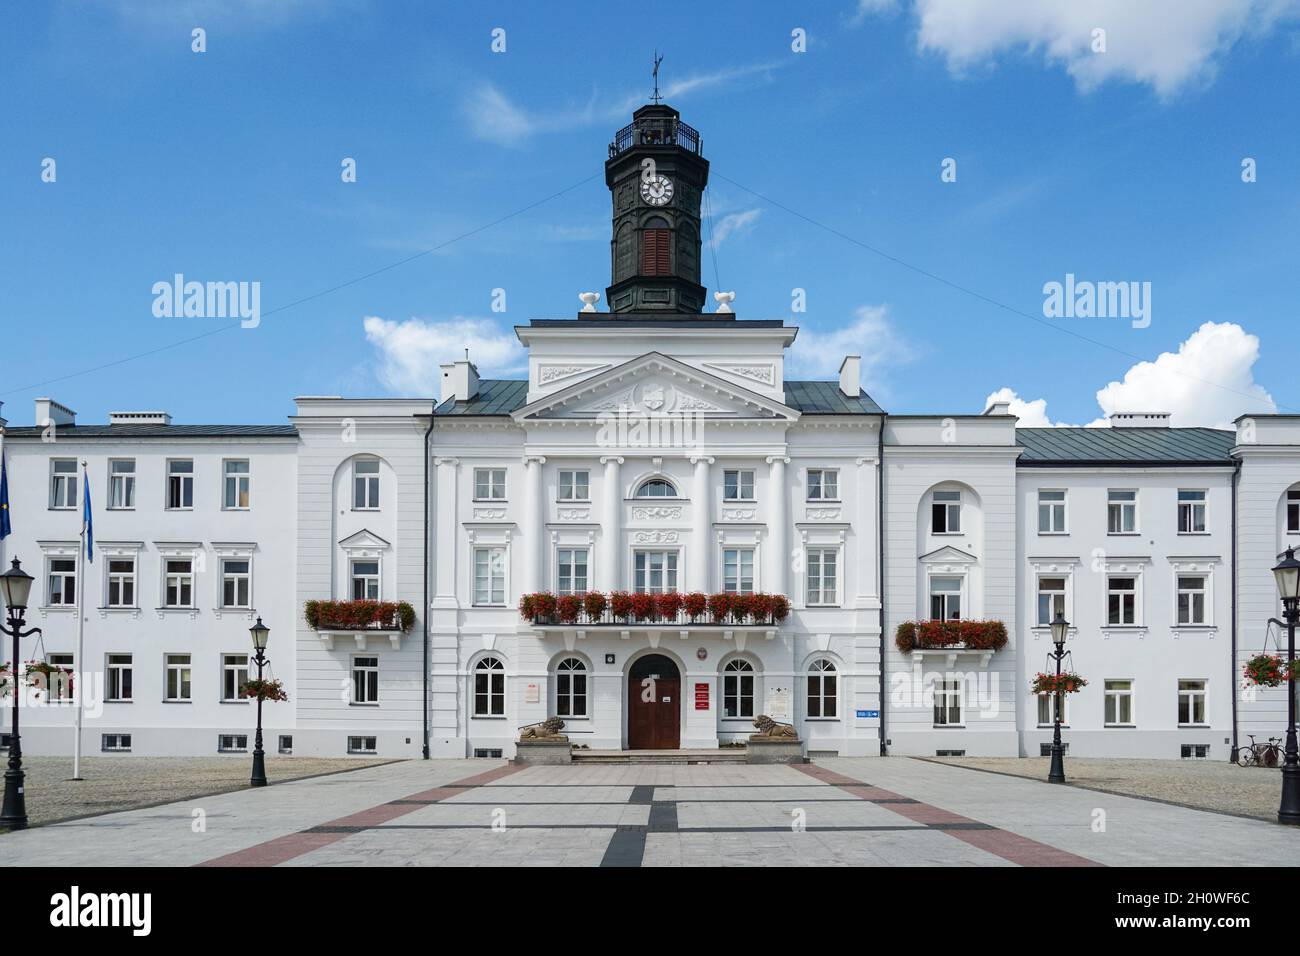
[519,591,788,635]
[305,599,415,650]
[609,117,703,157]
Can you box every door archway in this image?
[627,653,681,749]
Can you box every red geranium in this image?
[610,591,634,620]
[708,592,734,623]
[655,591,684,621]
[683,592,708,621]
[556,594,582,624]
[583,591,608,621]
[629,592,655,621]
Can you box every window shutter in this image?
[642,228,670,276]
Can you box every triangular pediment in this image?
[919,545,978,565]
[512,352,799,422]
[338,529,391,550]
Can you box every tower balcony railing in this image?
[609,118,702,157]
[519,591,788,628]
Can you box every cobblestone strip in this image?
[794,764,1102,867]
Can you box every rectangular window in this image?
[278,735,293,754]
[1176,575,1207,625]
[1107,489,1137,534]
[933,679,962,726]
[221,559,251,608]
[45,653,75,702]
[352,656,379,704]
[353,459,380,509]
[221,654,249,702]
[1036,576,1067,626]
[101,733,132,752]
[350,559,380,601]
[932,490,961,534]
[806,548,839,606]
[1288,490,1300,533]
[1037,490,1066,533]
[165,654,192,702]
[218,734,249,753]
[1107,576,1137,625]
[806,469,839,501]
[167,459,194,509]
[1181,744,1210,759]
[50,459,78,509]
[107,558,136,608]
[106,654,133,702]
[1178,679,1207,726]
[723,548,755,594]
[108,459,136,509]
[929,576,962,621]
[347,735,378,755]
[223,459,250,509]
[47,557,76,606]
[556,548,588,595]
[1036,693,1067,726]
[474,468,506,500]
[164,559,194,608]
[634,550,679,593]
[1104,679,1134,726]
[724,469,755,501]
[1178,489,1207,533]
[557,469,589,501]
[473,548,506,605]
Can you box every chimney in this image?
[109,411,172,426]
[1110,412,1171,428]
[34,397,76,427]
[440,358,480,403]
[983,400,1012,416]
[838,354,861,398]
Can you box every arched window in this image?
[473,656,505,717]
[555,658,587,718]
[636,478,677,498]
[723,659,755,718]
[807,659,837,718]
[641,216,671,276]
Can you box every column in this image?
[432,457,459,608]
[766,456,790,597]
[600,456,623,591]
[522,456,545,594]
[690,456,714,592]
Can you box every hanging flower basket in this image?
[240,678,289,702]
[25,659,74,698]
[1243,654,1300,687]
[1030,672,1088,695]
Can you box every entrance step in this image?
[571,748,748,765]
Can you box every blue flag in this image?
[82,463,93,561]
[0,453,10,540]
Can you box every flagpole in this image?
[73,460,87,781]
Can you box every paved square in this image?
[3,757,1299,867]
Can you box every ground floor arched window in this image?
[722,659,755,717]
[807,658,837,718]
[555,657,587,718]
[474,656,505,717]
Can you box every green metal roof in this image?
[2,424,296,438]
[1016,427,1236,466]
[434,379,529,416]
[784,381,884,415]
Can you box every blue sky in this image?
[2,0,1298,428]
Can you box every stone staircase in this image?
[570,748,749,766]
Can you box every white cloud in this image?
[362,315,523,396]
[988,321,1277,428]
[858,0,1300,97]
[787,305,913,389]
[710,209,763,246]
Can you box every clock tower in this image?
[604,103,710,314]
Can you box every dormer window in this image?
[636,478,677,498]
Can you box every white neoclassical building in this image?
[2,102,1298,762]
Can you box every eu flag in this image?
[0,453,10,540]
[82,463,93,561]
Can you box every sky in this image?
[2,0,1299,429]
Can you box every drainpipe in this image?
[1231,457,1241,761]
[422,405,436,760]
[878,417,887,756]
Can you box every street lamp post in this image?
[1047,612,1071,785]
[0,558,41,830]
[1272,547,1300,825]
[249,617,270,788]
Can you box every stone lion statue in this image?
[750,715,798,739]
[519,717,568,741]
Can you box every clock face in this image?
[640,175,674,206]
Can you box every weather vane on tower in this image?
[651,51,664,104]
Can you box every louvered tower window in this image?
[641,217,671,276]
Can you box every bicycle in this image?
[1235,734,1283,768]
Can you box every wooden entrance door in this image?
[628,654,681,749]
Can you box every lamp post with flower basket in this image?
[1272,547,1300,825]
[0,558,41,830]
[1031,613,1086,785]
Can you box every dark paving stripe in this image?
[792,763,1102,868]
[629,785,655,805]
[600,827,648,867]
[196,764,526,868]
[648,801,678,833]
